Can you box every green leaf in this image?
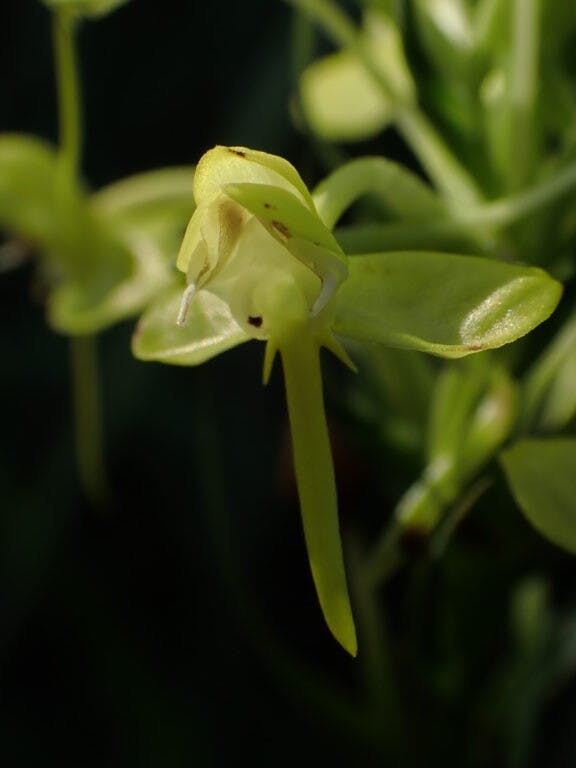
[333,251,562,357]
[92,167,195,266]
[132,284,250,365]
[47,168,197,334]
[0,134,59,246]
[40,0,130,18]
[92,167,195,230]
[501,439,576,553]
[47,224,172,335]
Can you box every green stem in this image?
[347,537,411,763]
[395,107,481,209]
[507,0,540,191]
[53,7,109,508]
[280,331,357,655]
[335,156,576,253]
[70,334,109,509]
[53,9,82,186]
[313,156,443,230]
[520,307,576,434]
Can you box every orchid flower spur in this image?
[133,146,562,655]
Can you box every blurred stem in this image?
[395,107,481,209]
[291,8,315,88]
[519,308,576,434]
[70,334,109,510]
[285,0,483,208]
[53,9,82,186]
[54,7,109,508]
[336,155,576,253]
[347,537,413,764]
[507,0,540,191]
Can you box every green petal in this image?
[223,182,343,256]
[0,134,59,246]
[132,284,250,365]
[193,146,314,209]
[333,251,562,357]
[501,439,576,553]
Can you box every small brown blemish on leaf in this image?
[228,148,246,158]
[467,343,484,351]
[248,316,263,328]
[272,220,291,240]
[264,202,276,210]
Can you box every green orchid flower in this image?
[133,145,562,655]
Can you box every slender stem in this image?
[395,107,482,209]
[335,155,576,253]
[53,7,109,508]
[53,9,82,186]
[520,308,576,434]
[507,0,540,191]
[280,331,357,655]
[347,537,412,763]
[70,334,109,510]
[313,156,443,230]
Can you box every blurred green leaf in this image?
[40,0,130,19]
[132,284,250,365]
[91,167,195,232]
[47,169,196,334]
[501,438,576,553]
[47,223,173,335]
[333,251,562,357]
[0,134,59,246]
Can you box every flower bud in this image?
[176,146,348,343]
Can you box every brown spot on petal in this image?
[248,316,263,328]
[272,220,291,240]
[228,148,246,158]
[467,343,484,351]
